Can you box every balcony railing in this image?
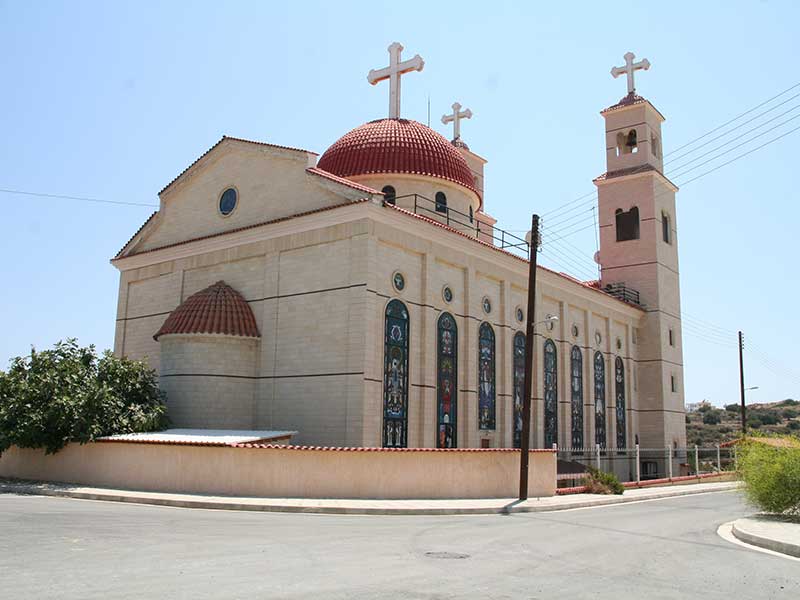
[390,193,531,258]
[604,282,643,307]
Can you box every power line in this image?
[0,188,158,208]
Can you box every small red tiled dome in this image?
[317,119,477,195]
[154,281,260,341]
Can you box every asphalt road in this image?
[1,490,796,599]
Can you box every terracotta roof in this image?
[232,444,555,452]
[602,92,649,113]
[113,199,369,260]
[317,118,479,196]
[153,281,260,340]
[593,163,675,187]
[159,136,317,196]
[306,167,382,195]
[115,211,158,258]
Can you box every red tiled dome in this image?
[317,119,478,195]
[154,281,260,341]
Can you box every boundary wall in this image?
[0,442,556,499]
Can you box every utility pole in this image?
[519,214,540,501]
[738,331,746,436]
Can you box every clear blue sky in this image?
[1,1,798,408]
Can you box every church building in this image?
[111,45,686,456]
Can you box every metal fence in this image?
[555,444,737,487]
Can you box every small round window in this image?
[392,272,405,292]
[442,286,453,303]
[572,324,579,338]
[516,307,524,322]
[219,188,238,216]
[595,331,602,345]
[482,297,492,314]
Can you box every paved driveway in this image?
[1,490,796,599]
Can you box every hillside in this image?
[685,399,800,447]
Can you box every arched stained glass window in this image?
[478,322,495,430]
[543,339,558,448]
[570,346,584,448]
[383,300,409,448]
[512,332,526,448]
[615,357,627,449]
[594,351,606,448]
[437,313,458,448]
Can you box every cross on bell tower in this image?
[441,102,472,141]
[367,42,425,119]
[610,51,650,94]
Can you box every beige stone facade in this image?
[112,100,685,455]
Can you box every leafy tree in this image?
[788,421,800,431]
[0,339,168,455]
[753,411,780,426]
[782,408,798,420]
[724,403,740,413]
[703,410,722,425]
[748,418,763,429]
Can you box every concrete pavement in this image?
[1,489,796,599]
[0,479,740,515]
[732,515,800,558]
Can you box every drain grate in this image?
[424,551,470,559]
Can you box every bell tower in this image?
[594,52,686,455]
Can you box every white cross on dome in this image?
[367,42,425,119]
[441,102,472,141]
[611,51,651,94]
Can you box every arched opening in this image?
[437,313,458,448]
[615,357,626,449]
[594,352,606,448]
[570,346,583,448]
[615,206,640,241]
[381,185,396,205]
[512,332,526,448]
[383,299,409,448]
[544,339,558,448]
[651,133,661,159]
[435,191,448,214]
[662,211,671,244]
[478,322,496,430]
[626,129,638,153]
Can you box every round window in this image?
[616,337,623,350]
[392,272,405,292]
[595,331,602,345]
[482,297,492,314]
[442,286,453,303]
[572,324,579,337]
[516,307,524,322]
[219,188,238,216]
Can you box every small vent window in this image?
[435,191,448,214]
[382,186,396,205]
[662,212,672,244]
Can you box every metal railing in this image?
[603,283,643,307]
[391,193,531,258]
[555,444,736,486]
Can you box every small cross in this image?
[611,52,651,94]
[441,102,473,141]
[367,42,425,119]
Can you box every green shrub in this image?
[0,339,168,455]
[703,410,722,425]
[724,403,740,413]
[748,418,763,429]
[738,438,800,515]
[788,421,800,431]
[585,467,624,495]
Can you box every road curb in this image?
[0,480,740,515]
[731,518,800,558]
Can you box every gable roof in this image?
[158,135,318,196]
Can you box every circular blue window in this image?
[219,188,238,215]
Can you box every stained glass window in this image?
[383,300,409,448]
[615,357,626,449]
[478,322,495,430]
[437,313,458,448]
[512,332,526,448]
[594,351,606,448]
[543,339,558,448]
[571,346,584,448]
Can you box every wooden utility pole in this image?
[519,214,540,501]
[738,331,746,435]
